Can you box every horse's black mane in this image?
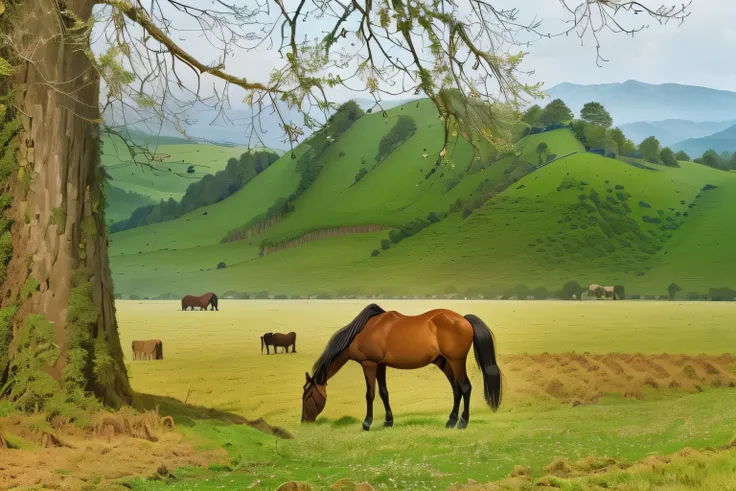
[311,303,385,384]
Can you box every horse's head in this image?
[301,372,326,423]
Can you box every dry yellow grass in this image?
[117,299,736,428]
[0,409,224,490]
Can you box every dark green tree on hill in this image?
[540,99,574,126]
[562,281,584,300]
[522,105,543,127]
[730,153,736,170]
[638,136,662,163]
[667,283,682,300]
[659,147,678,167]
[580,102,613,128]
[675,150,691,162]
[584,124,608,149]
[701,149,723,169]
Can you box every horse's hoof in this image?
[445,418,458,429]
[457,418,469,430]
[362,421,371,431]
[384,420,394,428]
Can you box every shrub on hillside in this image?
[354,168,368,183]
[217,262,226,269]
[639,201,651,208]
[255,290,269,299]
[531,287,550,300]
[462,208,473,219]
[667,283,682,300]
[614,285,625,300]
[381,239,391,250]
[707,287,736,301]
[316,293,332,299]
[376,116,417,163]
[371,249,380,257]
[685,292,705,301]
[642,216,661,224]
[274,294,288,300]
[562,281,583,300]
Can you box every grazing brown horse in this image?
[602,286,616,299]
[131,339,163,360]
[181,292,219,311]
[301,304,502,431]
[261,332,297,354]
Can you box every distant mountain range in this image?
[672,124,736,156]
[546,80,736,125]
[618,120,736,147]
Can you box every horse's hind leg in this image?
[376,364,393,427]
[447,358,472,429]
[434,357,461,428]
[361,362,378,431]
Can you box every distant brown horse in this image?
[131,339,163,360]
[181,292,218,311]
[602,286,616,299]
[261,332,297,354]
[301,304,502,431]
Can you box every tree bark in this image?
[1,0,131,406]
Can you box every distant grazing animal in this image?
[588,284,616,300]
[261,332,297,354]
[181,293,218,311]
[132,339,163,360]
[588,284,603,299]
[302,304,502,431]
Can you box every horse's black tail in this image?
[465,314,502,411]
[260,336,264,354]
[211,293,219,310]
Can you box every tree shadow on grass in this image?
[133,392,294,439]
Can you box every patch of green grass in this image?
[126,390,736,490]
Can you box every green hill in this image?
[102,133,251,202]
[108,98,736,299]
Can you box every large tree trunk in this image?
[0,0,131,406]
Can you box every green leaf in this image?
[0,57,13,77]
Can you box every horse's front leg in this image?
[361,362,378,431]
[376,364,393,427]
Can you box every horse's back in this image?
[372,308,465,328]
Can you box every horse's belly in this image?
[382,338,439,369]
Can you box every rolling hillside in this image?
[102,133,251,202]
[108,98,736,299]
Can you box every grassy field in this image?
[111,299,736,490]
[102,136,251,202]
